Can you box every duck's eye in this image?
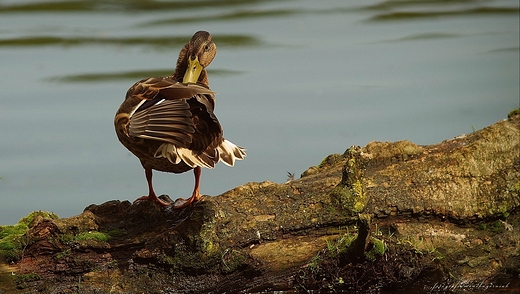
[204,44,210,51]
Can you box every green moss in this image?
[0,223,28,240]
[397,236,440,257]
[326,233,357,257]
[0,232,24,261]
[511,181,520,196]
[74,231,110,242]
[331,181,368,214]
[18,211,58,227]
[154,224,223,273]
[202,238,215,255]
[477,223,487,230]
[352,181,367,212]
[308,254,322,274]
[54,249,71,259]
[0,211,58,261]
[318,157,329,168]
[490,220,504,233]
[221,249,247,273]
[59,233,74,244]
[160,255,179,266]
[14,273,41,289]
[318,154,343,168]
[372,238,386,254]
[514,181,520,191]
[364,237,386,261]
[331,147,369,214]
[107,229,127,237]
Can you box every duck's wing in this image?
[127,77,216,148]
[128,77,214,104]
[126,77,226,168]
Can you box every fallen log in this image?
[1,109,519,293]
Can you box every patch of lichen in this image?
[53,211,98,236]
[330,147,369,214]
[330,184,368,214]
[19,211,59,227]
[0,211,58,261]
[158,242,222,274]
[151,205,233,274]
[177,210,254,274]
[352,181,367,212]
[318,153,344,168]
[507,108,520,119]
[221,248,248,273]
[14,272,41,289]
[510,181,520,199]
[483,180,520,217]
[363,140,423,161]
[198,220,220,257]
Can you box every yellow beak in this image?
[183,56,203,84]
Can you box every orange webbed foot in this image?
[134,194,171,207]
[172,193,203,209]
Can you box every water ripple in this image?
[47,68,244,83]
[0,0,279,13]
[142,8,298,26]
[369,6,520,21]
[0,34,263,48]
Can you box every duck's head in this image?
[182,31,217,84]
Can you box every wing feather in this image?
[129,98,195,146]
[129,77,215,102]
[124,76,246,169]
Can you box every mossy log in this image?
[1,111,519,293]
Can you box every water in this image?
[0,0,518,225]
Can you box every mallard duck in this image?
[114,31,246,208]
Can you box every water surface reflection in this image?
[0,0,518,226]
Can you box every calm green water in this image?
[0,0,518,225]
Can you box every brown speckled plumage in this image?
[114,31,246,208]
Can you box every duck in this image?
[114,31,246,209]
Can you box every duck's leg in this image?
[173,166,203,209]
[134,168,171,206]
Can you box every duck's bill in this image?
[183,56,203,84]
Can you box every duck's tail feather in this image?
[217,139,246,167]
